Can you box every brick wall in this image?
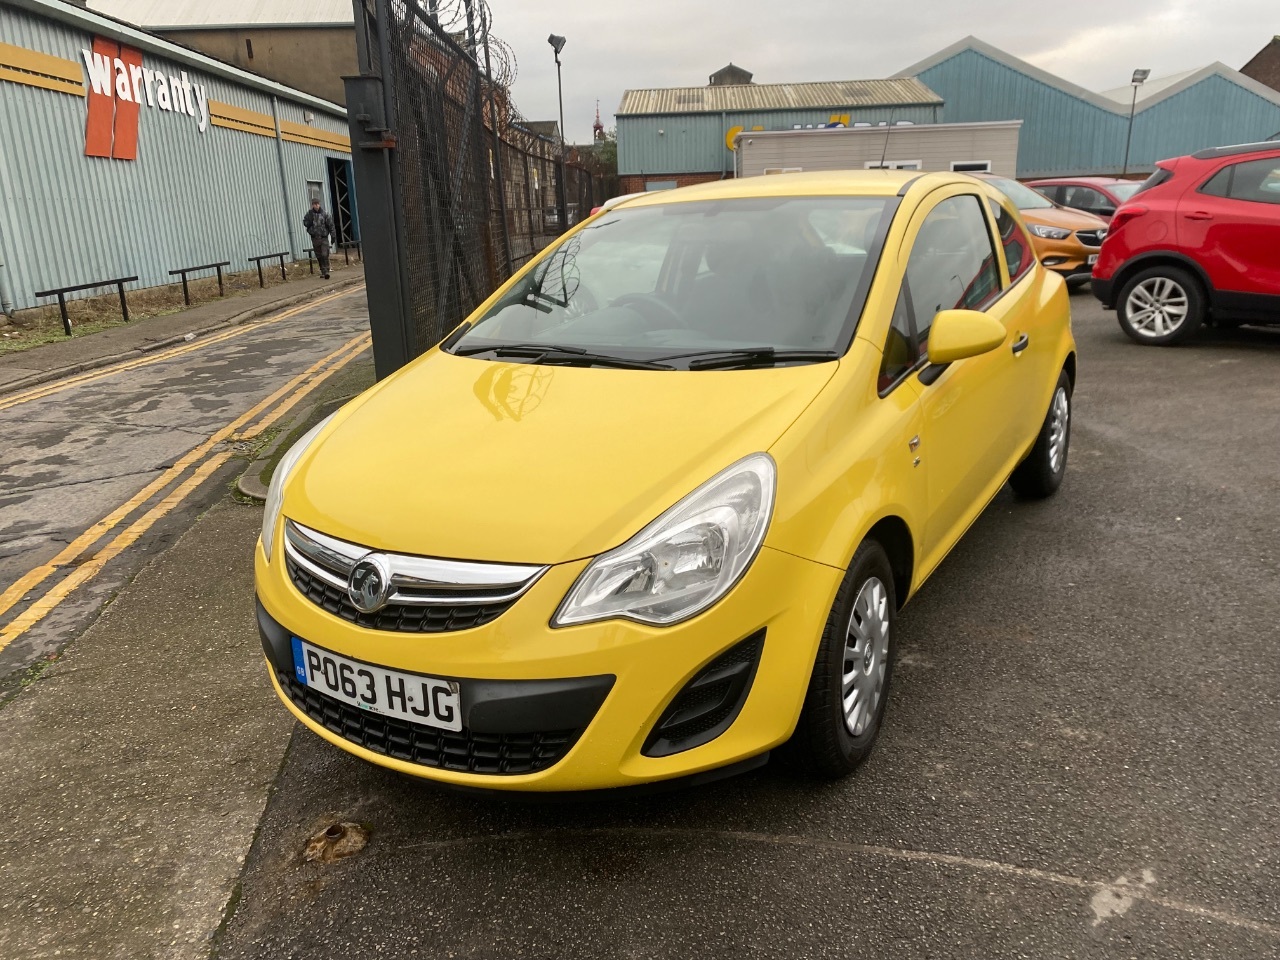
[1241,38,1280,94]
[618,172,728,194]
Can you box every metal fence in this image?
[347,0,613,377]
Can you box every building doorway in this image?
[327,157,359,244]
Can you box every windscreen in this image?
[986,177,1054,210]
[449,196,894,364]
[1109,182,1142,201]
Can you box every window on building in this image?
[865,160,922,170]
[986,197,1035,284]
[306,180,323,204]
[950,160,991,173]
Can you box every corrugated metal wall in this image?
[0,4,352,310]
[915,49,1280,178]
[618,104,942,176]
[913,50,1126,178]
[1130,74,1280,169]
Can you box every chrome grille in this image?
[283,520,546,633]
[1076,229,1107,248]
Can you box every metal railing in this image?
[168,261,231,305]
[33,276,138,336]
[247,252,289,288]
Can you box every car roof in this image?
[1190,141,1280,160]
[1028,176,1132,186]
[613,170,924,208]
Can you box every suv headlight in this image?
[260,414,334,561]
[553,453,776,627]
[1029,223,1072,240]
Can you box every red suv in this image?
[1091,141,1280,345]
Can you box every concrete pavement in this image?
[1,290,1278,958]
[213,293,1280,959]
[0,263,364,396]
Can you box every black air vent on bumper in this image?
[643,630,765,758]
[282,676,581,775]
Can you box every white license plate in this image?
[291,638,462,732]
[1087,254,1099,265]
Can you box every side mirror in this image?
[926,310,1007,365]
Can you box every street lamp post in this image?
[1122,68,1150,177]
[548,33,569,234]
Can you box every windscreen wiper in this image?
[656,348,842,370]
[454,342,675,370]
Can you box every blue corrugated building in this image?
[0,0,356,316]
[894,37,1280,178]
[616,76,943,193]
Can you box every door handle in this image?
[1184,211,1214,221]
[1011,333,1030,355]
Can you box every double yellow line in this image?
[0,329,373,652]
[0,286,360,413]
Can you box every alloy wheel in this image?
[1125,277,1189,338]
[842,577,890,737]
[1047,386,1070,474]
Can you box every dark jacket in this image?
[303,208,336,243]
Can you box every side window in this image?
[1199,167,1231,197]
[1223,157,1280,205]
[878,286,918,393]
[986,198,1036,284]
[905,195,1002,346]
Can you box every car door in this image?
[1181,156,1280,297]
[894,189,1030,574]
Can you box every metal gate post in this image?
[344,0,415,378]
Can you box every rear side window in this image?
[986,198,1035,284]
[1201,157,1280,205]
[1132,167,1173,196]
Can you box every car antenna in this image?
[878,111,895,169]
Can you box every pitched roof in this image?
[618,77,940,116]
[87,0,353,28]
[894,36,1280,114]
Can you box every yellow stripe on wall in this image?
[210,115,276,139]
[279,119,351,151]
[281,131,351,153]
[0,41,85,97]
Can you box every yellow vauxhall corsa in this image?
[254,171,1076,792]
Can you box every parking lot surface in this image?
[211,293,1280,959]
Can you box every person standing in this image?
[302,198,337,279]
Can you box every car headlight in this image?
[1029,223,1072,240]
[553,453,776,627]
[260,414,335,561]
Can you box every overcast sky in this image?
[488,0,1277,143]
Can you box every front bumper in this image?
[1032,236,1099,280]
[255,539,843,791]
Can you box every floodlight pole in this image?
[1122,69,1149,177]
[549,34,569,234]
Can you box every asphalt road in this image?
[0,289,370,691]
[212,292,1280,959]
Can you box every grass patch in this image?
[0,260,357,356]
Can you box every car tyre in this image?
[1010,369,1072,499]
[786,539,897,779]
[1116,265,1205,345]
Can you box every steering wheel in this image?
[611,292,686,329]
